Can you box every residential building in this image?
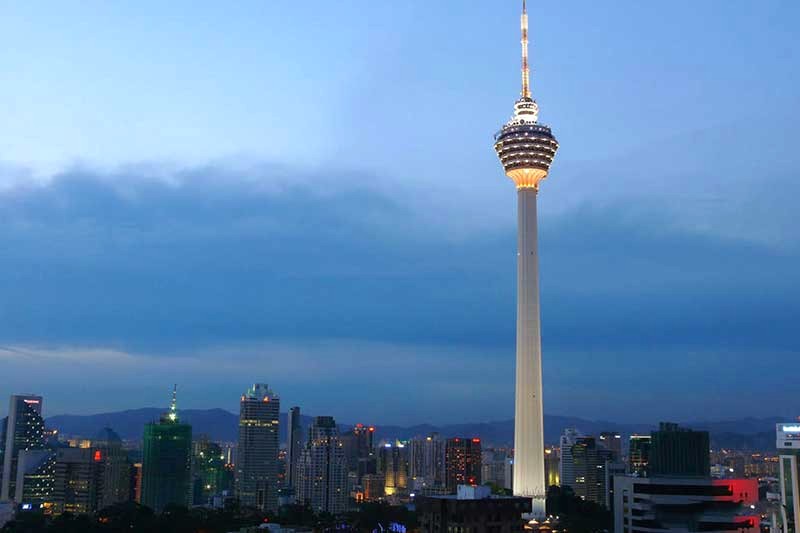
[445,438,481,493]
[296,416,347,514]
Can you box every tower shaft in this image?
[514,188,546,514]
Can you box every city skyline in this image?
[0,1,798,425]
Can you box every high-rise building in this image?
[378,442,408,496]
[192,436,228,506]
[650,422,709,478]
[628,435,651,477]
[141,387,192,512]
[236,384,280,512]
[341,424,375,476]
[51,447,103,516]
[286,406,303,491]
[492,0,559,516]
[777,423,800,533]
[481,449,513,491]
[410,434,446,489]
[559,434,612,505]
[445,438,481,493]
[1,394,45,501]
[93,428,131,510]
[559,428,581,491]
[297,416,347,514]
[14,449,55,511]
[544,447,560,487]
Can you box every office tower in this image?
[378,442,409,496]
[93,428,131,509]
[1,395,45,501]
[192,436,227,505]
[598,432,622,461]
[410,434,446,489]
[141,387,192,512]
[628,435,651,477]
[341,423,375,474]
[445,438,481,493]
[614,477,759,533]
[559,434,611,505]
[297,416,347,514]
[650,422,710,477]
[417,485,531,533]
[492,0,559,516]
[286,406,303,490]
[51,447,103,516]
[777,423,800,533]
[558,428,581,491]
[14,449,55,511]
[236,384,280,512]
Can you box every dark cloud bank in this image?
[0,159,797,421]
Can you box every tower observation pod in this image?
[492,0,559,517]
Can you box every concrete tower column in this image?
[514,188,546,515]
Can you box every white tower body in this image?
[493,0,559,517]
[514,189,545,513]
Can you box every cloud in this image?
[0,138,797,422]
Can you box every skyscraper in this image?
[492,0,559,515]
[378,442,408,496]
[297,416,347,514]
[1,395,45,502]
[444,438,482,493]
[51,447,103,516]
[286,406,303,491]
[236,383,280,512]
[93,428,131,510]
[409,433,446,489]
[141,387,192,512]
[559,434,612,505]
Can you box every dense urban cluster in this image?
[0,389,798,533]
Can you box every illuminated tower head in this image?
[494,0,559,191]
[162,384,179,423]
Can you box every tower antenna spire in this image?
[520,0,531,99]
[168,384,178,421]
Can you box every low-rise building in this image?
[614,477,759,533]
[417,484,530,533]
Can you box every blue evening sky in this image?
[0,1,797,425]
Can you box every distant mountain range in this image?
[45,409,787,450]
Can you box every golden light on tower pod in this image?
[492,0,559,516]
[494,0,559,191]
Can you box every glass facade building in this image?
[141,390,192,512]
[1,395,45,502]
